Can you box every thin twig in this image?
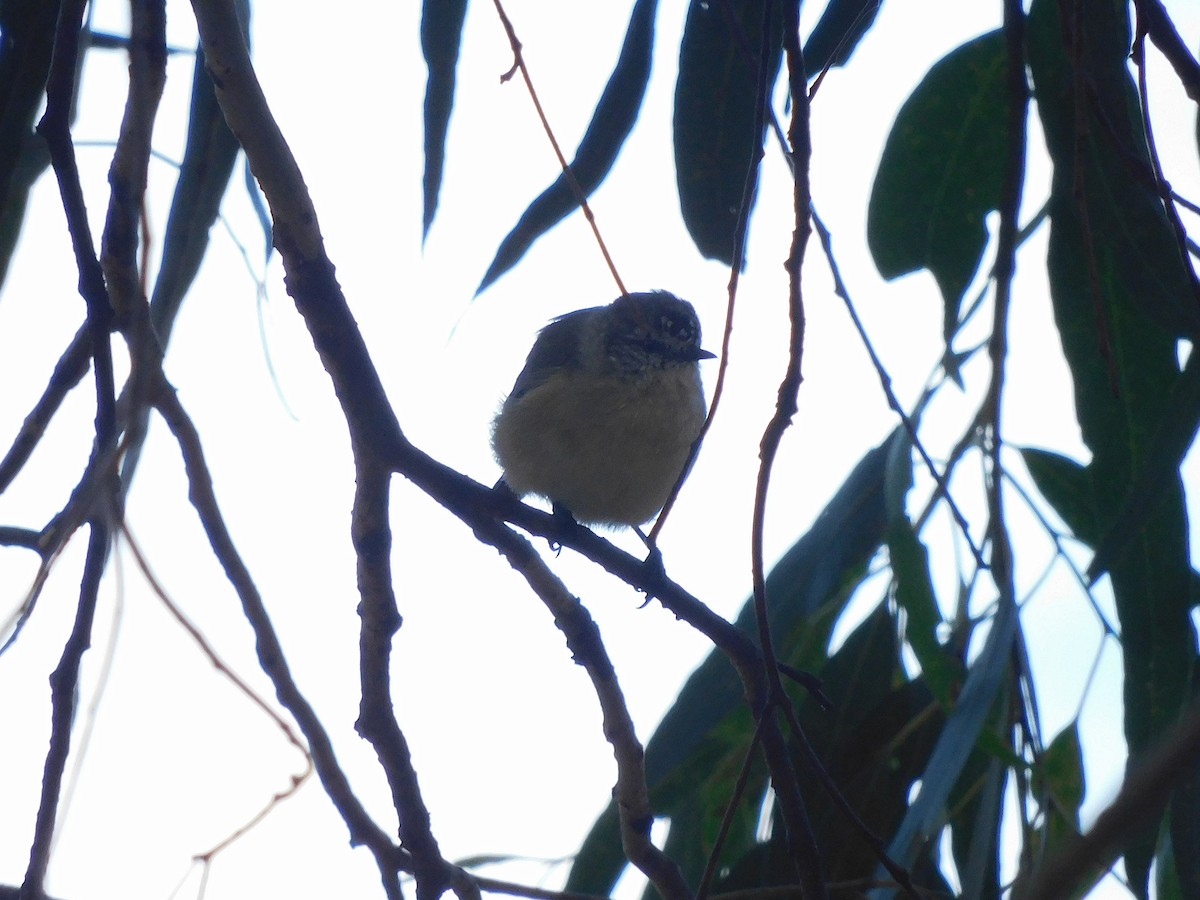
[650,0,769,543]
[810,210,986,569]
[742,4,826,895]
[116,527,311,868]
[696,713,769,900]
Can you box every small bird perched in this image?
[492,290,716,528]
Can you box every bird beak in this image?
[696,348,718,361]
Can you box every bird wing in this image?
[507,307,599,400]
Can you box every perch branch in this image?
[480,518,691,900]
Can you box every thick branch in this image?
[354,461,448,900]
[1018,701,1200,899]
[477,517,691,900]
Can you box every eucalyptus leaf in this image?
[867,29,1009,342]
[420,0,469,237]
[477,0,657,293]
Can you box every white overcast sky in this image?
[1,2,1198,899]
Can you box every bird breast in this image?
[492,365,706,526]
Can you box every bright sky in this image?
[1,2,1198,899]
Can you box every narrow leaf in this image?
[1087,349,1200,582]
[421,0,468,238]
[803,0,885,77]
[873,590,1017,886]
[149,40,242,342]
[888,519,962,706]
[476,0,657,293]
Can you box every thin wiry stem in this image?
[811,210,986,569]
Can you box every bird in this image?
[492,290,716,529]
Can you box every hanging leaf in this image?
[673,0,781,265]
[149,39,242,342]
[876,586,1018,882]
[0,0,58,290]
[476,0,658,293]
[421,0,468,238]
[1027,0,1196,891]
[867,29,1009,343]
[803,0,885,77]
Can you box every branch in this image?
[20,523,108,898]
[480,518,690,900]
[743,4,825,896]
[185,6,829,899]
[0,328,90,495]
[1130,0,1200,103]
[149,375,409,899]
[354,461,450,900]
[1017,700,1200,899]
[35,0,116,446]
[99,0,166,323]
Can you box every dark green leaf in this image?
[477,0,657,293]
[673,0,781,265]
[1018,447,1100,545]
[1028,1,1196,891]
[566,428,905,895]
[948,750,1004,900]
[149,41,242,343]
[1087,349,1200,582]
[1038,723,1085,832]
[803,0,884,77]
[887,518,963,707]
[1023,722,1107,897]
[1020,444,1200,601]
[867,30,1009,342]
[713,606,947,894]
[421,0,469,238]
[0,0,58,290]
[880,590,1017,873]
